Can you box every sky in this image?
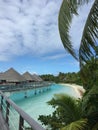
[0,0,94,75]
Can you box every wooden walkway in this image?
[0,81,52,93]
[0,110,9,130]
[0,91,45,130]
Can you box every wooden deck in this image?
[0,90,45,130]
[0,110,9,130]
[0,81,53,93]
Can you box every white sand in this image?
[60,83,85,98]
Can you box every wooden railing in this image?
[0,91,45,130]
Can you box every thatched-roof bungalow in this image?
[0,68,43,85]
[22,72,43,82]
[22,72,38,82]
[0,68,25,84]
[32,74,43,82]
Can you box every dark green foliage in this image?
[40,72,82,85]
[39,112,64,130]
[82,85,98,117]
[38,94,84,130]
[40,74,55,82]
[61,119,88,130]
[80,57,98,90]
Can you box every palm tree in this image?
[59,0,98,84]
[59,0,98,66]
[38,1,97,129]
[58,0,98,129]
[38,94,87,130]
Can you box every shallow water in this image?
[10,84,77,124]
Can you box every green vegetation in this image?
[40,71,82,85]
[38,0,98,130]
[38,94,86,130]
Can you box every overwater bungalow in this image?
[22,71,38,82]
[0,68,43,85]
[0,68,25,85]
[32,74,43,82]
[22,71,43,83]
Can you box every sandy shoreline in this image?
[59,83,85,98]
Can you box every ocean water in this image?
[10,84,77,126]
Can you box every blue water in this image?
[10,84,77,123]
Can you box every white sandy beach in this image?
[60,83,85,98]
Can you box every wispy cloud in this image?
[42,53,68,60]
[0,0,63,61]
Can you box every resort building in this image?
[32,74,43,82]
[0,68,43,85]
[22,71,43,82]
[0,68,25,85]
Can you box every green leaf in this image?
[48,94,82,124]
[58,0,78,60]
[79,0,98,67]
[61,119,88,130]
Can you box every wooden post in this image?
[6,101,10,125]
[24,92,27,98]
[19,116,24,130]
[34,90,37,95]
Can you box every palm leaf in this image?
[61,119,88,130]
[58,0,94,60]
[79,0,98,67]
[82,85,98,116]
[48,94,82,124]
[58,0,78,60]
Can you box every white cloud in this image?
[0,0,63,61]
[0,0,94,61]
[43,53,68,60]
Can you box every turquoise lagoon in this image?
[10,84,77,124]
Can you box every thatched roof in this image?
[1,68,25,82]
[22,71,38,81]
[32,74,43,82]
[0,68,43,82]
[22,71,43,82]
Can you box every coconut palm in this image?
[59,0,98,85]
[58,0,98,129]
[38,1,97,129]
[38,94,87,130]
[59,0,98,67]
[61,119,87,130]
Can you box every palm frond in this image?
[79,0,98,67]
[59,0,93,60]
[82,85,98,116]
[58,0,78,60]
[48,94,82,124]
[78,0,91,5]
[61,119,88,130]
